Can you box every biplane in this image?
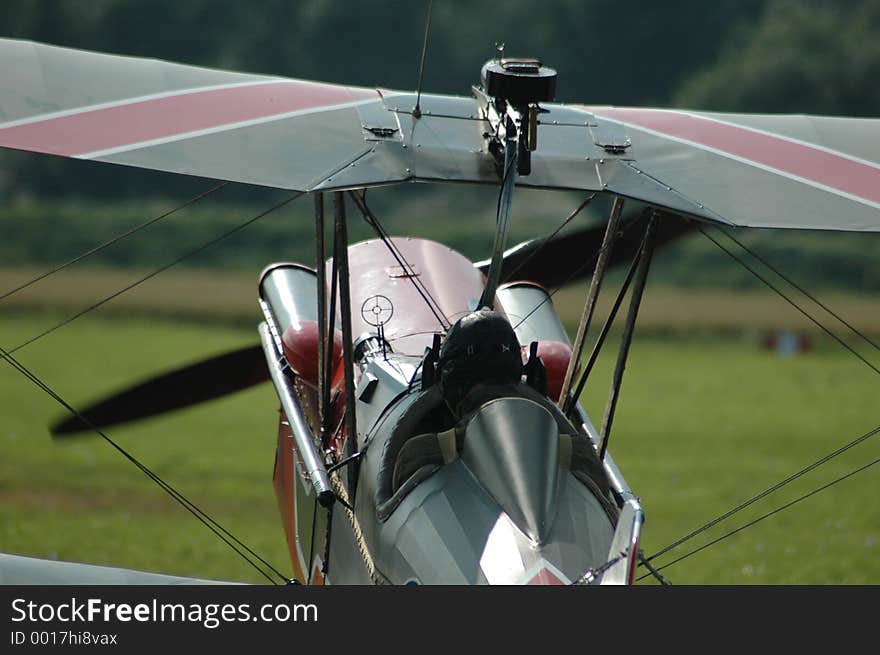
[0,22,878,586]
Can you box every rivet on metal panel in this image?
[599,158,605,164]
[405,168,411,173]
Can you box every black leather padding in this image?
[375,381,615,517]
[392,433,443,494]
[375,385,453,507]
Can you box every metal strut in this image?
[558,196,626,410]
[564,222,652,418]
[314,192,327,437]
[332,192,360,494]
[599,213,659,461]
[478,130,518,310]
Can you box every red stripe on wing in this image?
[0,80,377,157]
[586,107,880,205]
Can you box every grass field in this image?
[1,280,879,584]
[5,265,880,334]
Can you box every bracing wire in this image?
[0,344,290,584]
[412,0,434,119]
[8,192,303,355]
[0,190,306,582]
[717,227,880,354]
[643,423,880,566]
[500,193,597,284]
[348,190,449,329]
[632,220,880,579]
[0,181,229,302]
[694,222,880,376]
[565,225,652,416]
[511,214,643,332]
[638,450,880,579]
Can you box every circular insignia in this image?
[361,294,394,328]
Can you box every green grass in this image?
[1,311,878,584]
[0,313,287,584]
[579,333,880,584]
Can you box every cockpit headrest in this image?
[438,309,522,414]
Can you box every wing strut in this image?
[332,192,360,496]
[563,218,654,418]
[558,197,626,410]
[598,213,658,460]
[314,192,328,438]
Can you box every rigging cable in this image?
[637,448,880,580]
[571,546,630,585]
[717,227,880,354]
[348,190,449,329]
[511,213,644,332]
[565,224,652,416]
[642,422,880,566]
[0,343,290,585]
[638,551,671,585]
[634,221,880,578]
[411,0,434,119]
[0,181,229,302]
[8,192,303,355]
[694,221,880,376]
[500,193,596,284]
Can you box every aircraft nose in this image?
[522,566,568,585]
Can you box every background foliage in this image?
[2,1,879,290]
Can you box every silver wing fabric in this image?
[0,553,239,584]
[1,38,878,231]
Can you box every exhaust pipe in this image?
[259,321,335,508]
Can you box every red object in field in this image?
[535,340,573,402]
[762,331,813,356]
[281,320,343,389]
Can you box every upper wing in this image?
[0,38,389,191]
[2,38,879,231]
[581,106,880,232]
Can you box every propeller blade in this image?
[51,344,269,436]
[478,208,693,289]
